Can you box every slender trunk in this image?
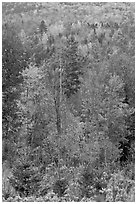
[53,56,62,178]
[55,96,62,136]
[54,57,62,137]
[104,148,107,167]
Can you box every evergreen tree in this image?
[62,35,83,98]
[9,158,41,197]
[2,23,27,162]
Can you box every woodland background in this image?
[2,2,135,202]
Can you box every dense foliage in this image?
[2,2,135,202]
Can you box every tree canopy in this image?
[2,2,135,202]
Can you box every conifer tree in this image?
[62,35,83,98]
[2,23,27,162]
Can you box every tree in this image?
[62,34,83,98]
[9,157,41,197]
[18,63,57,166]
[80,66,129,165]
[39,20,48,36]
[2,23,27,162]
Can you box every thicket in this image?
[2,2,135,202]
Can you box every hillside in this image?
[2,2,135,202]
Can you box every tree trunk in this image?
[53,57,63,177]
[55,96,62,136]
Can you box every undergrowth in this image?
[2,161,135,202]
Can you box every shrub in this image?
[105,170,135,202]
[2,162,17,201]
[65,180,82,201]
[77,163,110,198]
[9,159,41,197]
[53,179,68,197]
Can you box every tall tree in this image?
[80,66,130,165]
[62,34,83,98]
[2,23,27,161]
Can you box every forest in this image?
[2,2,135,202]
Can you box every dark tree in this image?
[2,23,27,161]
[39,20,47,36]
[63,35,83,98]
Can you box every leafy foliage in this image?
[106,170,135,202]
[2,2,135,202]
[9,159,41,197]
[2,23,28,163]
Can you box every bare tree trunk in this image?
[53,57,63,178]
[55,95,62,136]
[54,57,62,137]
